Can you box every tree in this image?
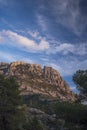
[73,70,87,99]
[24,116,44,130]
[0,75,24,130]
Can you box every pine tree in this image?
[0,75,24,130]
[73,70,87,99]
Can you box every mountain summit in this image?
[0,61,75,101]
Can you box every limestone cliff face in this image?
[0,61,75,101]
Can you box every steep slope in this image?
[0,61,75,101]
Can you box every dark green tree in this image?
[0,75,24,130]
[23,116,44,130]
[73,70,87,99]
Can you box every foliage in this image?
[23,94,87,130]
[0,74,87,130]
[0,75,24,130]
[23,116,44,130]
[73,70,87,96]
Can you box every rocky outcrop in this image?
[0,61,75,101]
[25,107,65,130]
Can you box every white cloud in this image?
[55,43,74,54]
[28,31,42,40]
[58,43,87,55]
[47,43,87,56]
[0,30,50,52]
[0,30,87,56]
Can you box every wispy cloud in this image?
[51,0,82,35]
[0,28,87,77]
[47,43,87,56]
[37,0,87,36]
[41,57,87,76]
[0,30,87,56]
[1,18,15,30]
[0,51,17,62]
[1,49,86,77]
[0,50,35,63]
[28,30,42,40]
[0,30,50,52]
[37,14,48,32]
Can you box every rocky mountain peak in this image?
[0,61,75,101]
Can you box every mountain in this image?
[0,61,75,101]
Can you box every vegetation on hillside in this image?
[23,94,87,130]
[0,69,87,130]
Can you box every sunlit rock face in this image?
[0,61,75,101]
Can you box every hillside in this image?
[0,61,75,101]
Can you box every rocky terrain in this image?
[25,107,65,130]
[0,61,75,101]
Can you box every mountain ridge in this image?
[0,61,75,101]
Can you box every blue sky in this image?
[0,0,87,92]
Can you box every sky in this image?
[0,0,87,92]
